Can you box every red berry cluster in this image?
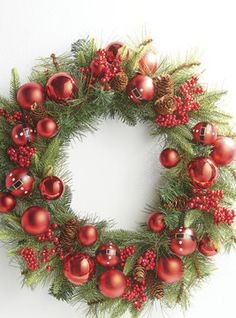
[40,246,55,269]
[188,188,224,212]
[0,108,31,123]
[8,145,37,167]
[122,277,147,310]
[120,245,136,268]
[137,249,156,270]
[214,207,235,225]
[19,247,38,271]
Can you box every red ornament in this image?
[46,72,77,102]
[187,157,218,189]
[96,242,120,267]
[127,75,156,104]
[139,51,159,75]
[156,256,184,283]
[170,227,197,256]
[17,82,45,110]
[63,253,95,285]
[98,269,126,298]
[211,136,235,166]
[11,124,36,146]
[39,176,64,200]
[5,167,35,197]
[78,224,98,246]
[0,192,16,213]
[160,148,180,168]
[199,236,218,256]
[193,122,217,145]
[21,206,51,235]
[36,117,58,138]
[90,59,106,77]
[147,212,166,233]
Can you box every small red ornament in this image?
[0,192,16,213]
[36,117,58,138]
[89,59,106,77]
[127,75,156,104]
[11,124,36,146]
[160,148,180,168]
[139,51,159,75]
[199,236,218,256]
[106,41,124,62]
[156,256,184,283]
[17,82,45,110]
[21,206,51,235]
[170,227,197,256]
[78,224,98,246]
[96,242,120,267]
[5,167,35,197]
[187,157,218,189]
[39,176,64,200]
[192,122,217,145]
[211,136,235,166]
[46,72,77,102]
[147,212,166,233]
[98,269,127,298]
[63,253,95,285]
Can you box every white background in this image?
[0,0,236,317]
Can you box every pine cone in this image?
[146,271,164,299]
[60,218,78,247]
[163,196,188,211]
[155,74,174,98]
[154,95,177,115]
[111,72,129,92]
[30,103,47,122]
[133,265,146,282]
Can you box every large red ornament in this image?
[187,157,218,188]
[0,192,16,213]
[5,167,35,197]
[11,124,36,146]
[170,227,197,256]
[127,75,156,104]
[139,51,159,75]
[17,82,45,110]
[46,72,77,102]
[156,256,184,283]
[36,117,58,139]
[106,41,124,62]
[78,224,98,246]
[39,176,64,200]
[211,136,235,166]
[96,242,120,267]
[160,148,180,168]
[147,212,166,233]
[193,122,217,145]
[98,269,126,298]
[199,236,218,256]
[63,253,95,285]
[21,206,51,235]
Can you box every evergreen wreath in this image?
[0,37,236,317]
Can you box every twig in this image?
[176,282,185,304]
[169,61,201,76]
[50,53,59,71]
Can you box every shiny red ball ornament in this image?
[11,124,36,146]
[106,41,124,62]
[78,224,98,246]
[96,242,120,267]
[199,236,218,256]
[211,136,235,166]
[17,82,45,110]
[139,51,159,75]
[21,206,51,235]
[36,117,58,138]
[39,176,64,200]
[160,148,180,168]
[63,253,95,285]
[147,212,166,233]
[46,72,77,102]
[170,227,197,256]
[0,192,16,213]
[127,75,156,104]
[98,269,127,298]
[5,167,35,197]
[187,157,218,189]
[156,255,184,283]
[193,122,217,145]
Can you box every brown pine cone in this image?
[163,196,188,211]
[30,103,47,122]
[154,95,177,115]
[155,74,174,98]
[111,72,129,92]
[60,218,78,247]
[133,265,146,282]
[146,271,164,299]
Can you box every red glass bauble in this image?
[36,117,58,138]
[139,51,159,75]
[170,227,197,256]
[156,256,184,283]
[99,269,126,298]
[127,75,156,104]
[63,253,95,285]
[78,224,98,246]
[11,124,36,146]
[0,192,16,213]
[211,136,235,166]
[193,122,217,145]
[39,176,64,200]
[187,157,218,188]
[5,167,35,197]
[147,212,166,233]
[160,148,180,168]
[17,82,45,110]
[46,72,77,102]
[199,236,218,256]
[106,41,124,62]
[96,242,120,267]
[21,206,50,235]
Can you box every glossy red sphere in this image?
[170,227,197,256]
[21,206,51,235]
[99,269,126,298]
[46,72,77,102]
[39,176,64,200]
[147,212,166,233]
[160,148,180,168]
[199,236,218,256]
[211,136,235,166]
[17,82,45,110]
[139,51,159,75]
[36,117,58,138]
[127,75,156,104]
[78,224,98,246]
[11,124,36,146]
[106,41,124,62]
[156,256,184,283]
[0,192,16,213]
[193,122,217,145]
[96,242,120,267]
[5,167,35,197]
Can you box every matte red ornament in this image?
[199,236,218,256]
[187,157,218,189]
[156,256,184,283]
[160,148,180,168]
[5,167,35,197]
[139,51,159,75]
[78,224,98,246]
[17,82,45,110]
[0,192,16,213]
[39,176,64,200]
[96,242,120,267]
[98,269,126,298]
[170,227,197,256]
[127,75,156,104]
[36,117,58,138]
[211,136,235,166]
[11,124,36,146]
[63,253,95,285]
[46,72,77,102]
[147,212,166,233]
[21,206,51,235]
[193,122,217,145]
[89,60,106,77]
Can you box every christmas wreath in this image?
[0,37,236,317]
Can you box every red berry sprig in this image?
[8,145,37,167]
[0,109,31,124]
[122,277,147,310]
[214,207,235,225]
[120,245,136,268]
[188,188,224,212]
[136,249,156,270]
[19,247,38,271]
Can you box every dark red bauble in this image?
[11,124,36,146]
[193,122,217,145]
[96,242,120,267]
[187,157,218,189]
[127,75,156,104]
[99,269,127,298]
[46,72,77,102]
[0,192,16,213]
[106,41,127,62]
[36,117,58,138]
[147,212,166,233]
[160,148,180,168]
[78,224,98,246]
[89,59,106,77]
[5,167,35,197]
[139,51,159,75]
[39,176,64,200]
[17,82,45,110]
[170,227,197,256]
[211,136,235,166]
[63,253,95,285]
[156,256,184,283]
[21,206,51,235]
[199,236,218,256]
